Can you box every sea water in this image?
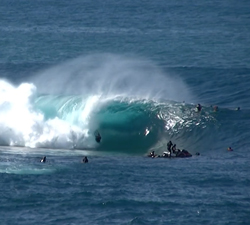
[1,0,250,224]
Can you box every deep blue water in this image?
[1,0,250,224]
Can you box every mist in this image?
[31,53,194,102]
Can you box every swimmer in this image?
[227,147,233,151]
[82,156,88,163]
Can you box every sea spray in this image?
[0,80,86,149]
[31,54,194,102]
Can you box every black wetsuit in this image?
[167,141,173,152]
[196,104,202,112]
[95,133,101,143]
[83,157,88,163]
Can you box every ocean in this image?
[0,0,250,224]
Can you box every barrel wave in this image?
[35,95,167,153]
[1,54,247,154]
[0,81,220,154]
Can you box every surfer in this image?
[196,104,202,112]
[167,141,173,152]
[144,127,150,136]
[171,144,176,154]
[82,156,88,163]
[40,156,46,163]
[95,130,102,143]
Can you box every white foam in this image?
[0,80,93,149]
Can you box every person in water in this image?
[95,131,102,143]
[82,156,88,163]
[149,151,155,157]
[196,104,202,112]
[167,141,173,152]
[40,156,46,163]
[171,144,177,154]
[213,105,218,112]
[227,147,233,151]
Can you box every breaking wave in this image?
[1,54,246,154]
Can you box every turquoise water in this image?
[1,0,250,224]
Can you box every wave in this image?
[1,54,248,154]
[0,79,221,154]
